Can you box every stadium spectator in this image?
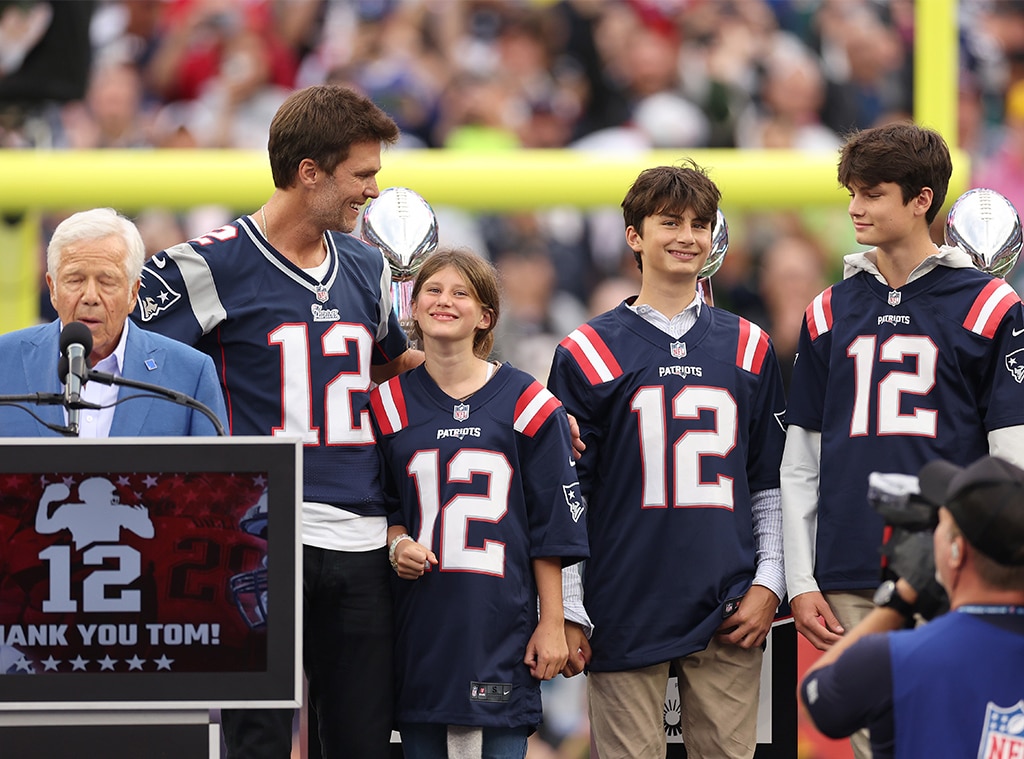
[60,59,152,149]
[756,230,829,391]
[734,32,841,152]
[0,0,94,148]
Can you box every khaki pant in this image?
[587,636,763,759]
[824,590,876,759]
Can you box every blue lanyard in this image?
[957,605,1024,616]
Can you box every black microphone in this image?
[58,321,93,436]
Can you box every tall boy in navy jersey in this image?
[782,122,1024,758]
[132,86,421,758]
[547,162,787,759]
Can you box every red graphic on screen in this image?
[0,471,269,675]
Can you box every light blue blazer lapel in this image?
[108,322,162,437]
[20,321,66,432]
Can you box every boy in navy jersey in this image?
[370,249,588,759]
[782,122,1024,759]
[547,162,787,759]
[800,455,1024,759]
[132,86,421,758]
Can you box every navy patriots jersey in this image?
[547,302,786,672]
[131,216,409,513]
[369,363,588,729]
[786,265,1024,591]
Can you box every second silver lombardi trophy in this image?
[698,209,729,306]
[360,186,440,338]
[945,187,1023,280]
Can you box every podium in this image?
[0,437,303,758]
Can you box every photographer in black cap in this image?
[800,454,1024,758]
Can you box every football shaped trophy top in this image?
[360,186,439,338]
[945,187,1023,279]
[698,209,729,306]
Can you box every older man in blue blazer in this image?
[0,207,226,437]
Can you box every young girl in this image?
[369,248,588,759]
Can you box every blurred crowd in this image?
[4,1,1024,755]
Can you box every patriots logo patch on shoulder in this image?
[563,482,584,523]
[1006,348,1024,384]
[137,268,182,322]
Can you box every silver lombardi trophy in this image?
[360,187,439,338]
[945,187,1023,279]
[697,209,729,306]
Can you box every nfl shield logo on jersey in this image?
[670,341,687,359]
[1006,348,1024,384]
[887,290,902,307]
[976,700,1024,758]
[453,403,470,422]
[314,285,329,303]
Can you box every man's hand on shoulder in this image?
[371,348,424,385]
[566,413,585,460]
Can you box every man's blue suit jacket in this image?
[0,320,228,437]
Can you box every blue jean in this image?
[397,723,529,759]
[222,545,394,758]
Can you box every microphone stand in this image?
[0,394,101,437]
[86,369,226,437]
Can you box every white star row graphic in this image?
[13,654,175,673]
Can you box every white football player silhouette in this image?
[35,477,154,550]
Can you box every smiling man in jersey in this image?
[132,85,421,759]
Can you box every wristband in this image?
[388,534,413,570]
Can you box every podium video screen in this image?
[0,437,301,710]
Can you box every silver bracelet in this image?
[388,533,413,570]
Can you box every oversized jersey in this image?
[547,302,786,672]
[131,216,409,513]
[369,363,588,728]
[786,265,1024,591]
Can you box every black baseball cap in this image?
[918,455,1024,566]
